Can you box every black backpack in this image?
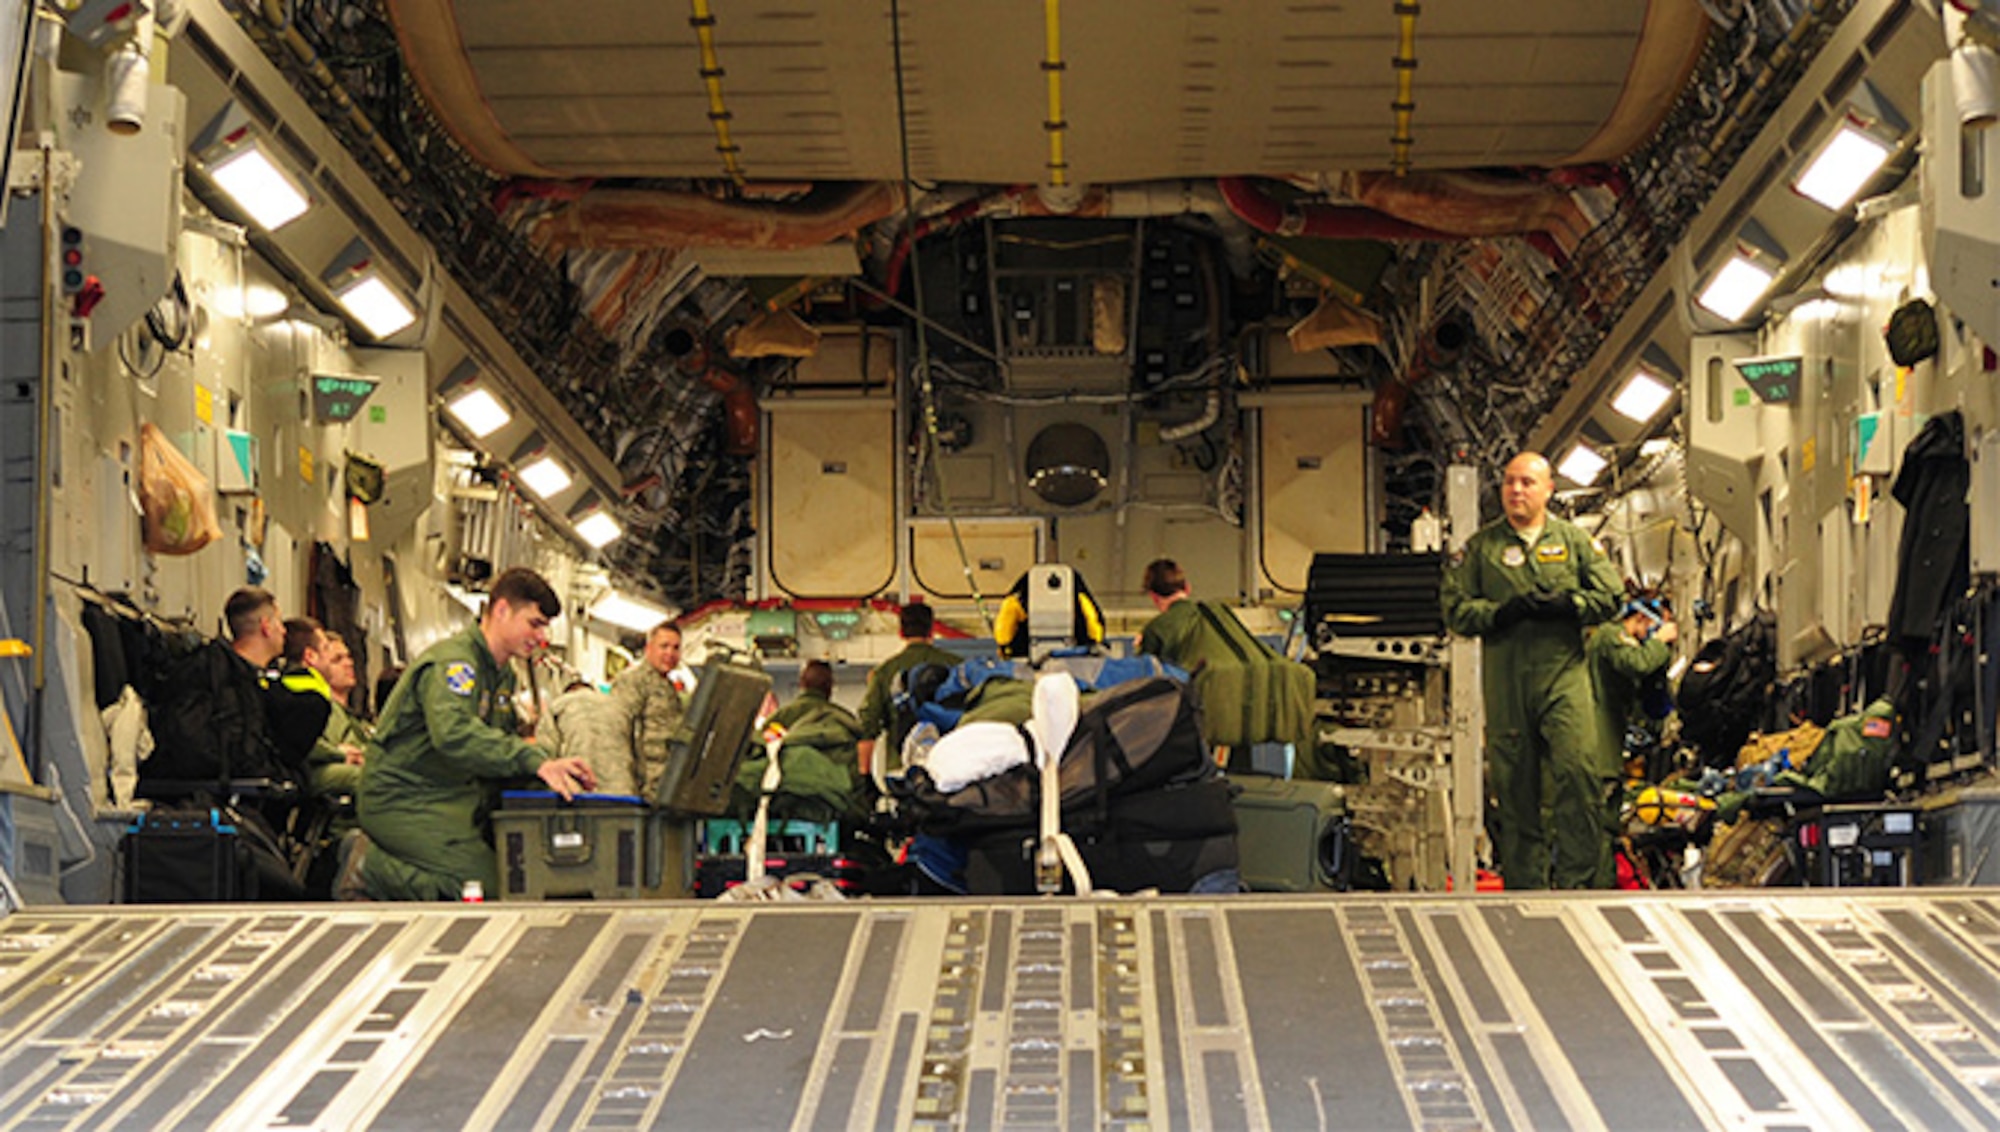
[1676,613,1777,767]
[142,640,322,789]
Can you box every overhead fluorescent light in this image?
[1794,123,1894,210]
[334,274,417,339]
[1556,443,1608,486]
[1611,369,1673,423]
[1696,255,1777,323]
[517,455,572,499]
[589,591,673,634]
[574,510,623,549]
[208,141,311,230]
[446,387,510,438]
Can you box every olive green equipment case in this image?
[1229,773,1353,892]
[656,654,774,816]
[494,792,694,899]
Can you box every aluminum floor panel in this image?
[4,892,2000,1129]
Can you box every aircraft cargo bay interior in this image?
[4,0,2000,1127]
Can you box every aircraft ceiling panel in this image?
[395,0,1700,181]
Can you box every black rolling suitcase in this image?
[123,807,245,901]
[122,805,305,902]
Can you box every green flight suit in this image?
[736,689,868,822]
[354,624,547,900]
[858,640,960,768]
[542,684,636,797]
[1586,622,1672,779]
[1586,621,1673,886]
[1442,515,1621,889]
[1137,599,1202,660]
[280,666,372,798]
[610,663,686,801]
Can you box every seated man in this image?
[280,618,370,801]
[541,677,637,796]
[736,660,868,823]
[143,586,326,796]
[342,568,596,901]
[857,603,959,776]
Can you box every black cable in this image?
[144,271,191,352]
[889,0,991,628]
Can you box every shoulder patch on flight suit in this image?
[443,661,476,697]
[1863,717,1892,739]
[1501,545,1526,567]
[1535,542,1569,563]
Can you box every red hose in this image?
[698,368,760,456]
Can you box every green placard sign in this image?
[311,373,381,423]
[809,609,861,640]
[1731,355,1801,404]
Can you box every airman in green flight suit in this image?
[1442,452,1622,889]
[341,568,596,901]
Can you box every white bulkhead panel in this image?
[1251,393,1369,595]
[766,400,897,598]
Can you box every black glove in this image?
[1491,596,1532,630]
[1525,592,1577,620]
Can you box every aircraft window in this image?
[1706,355,1724,424]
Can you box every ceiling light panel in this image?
[1611,370,1673,423]
[208,142,311,230]
[1557,444,1608,486]
[446,388,510,438]
[335,275,417,338]
[1794,124,1893,210]
[574,511,622,548]
[516,456,572,498]
[1696,256,1777,322]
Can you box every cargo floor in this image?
[4,891,1999,1129]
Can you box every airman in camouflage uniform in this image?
[541,679,637,797]
[611,621,687,800]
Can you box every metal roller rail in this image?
[5,891,2000,1128]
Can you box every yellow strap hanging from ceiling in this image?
[689,0,747,186]
[1042,0,1068,187]
[1390,1,1420,176]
